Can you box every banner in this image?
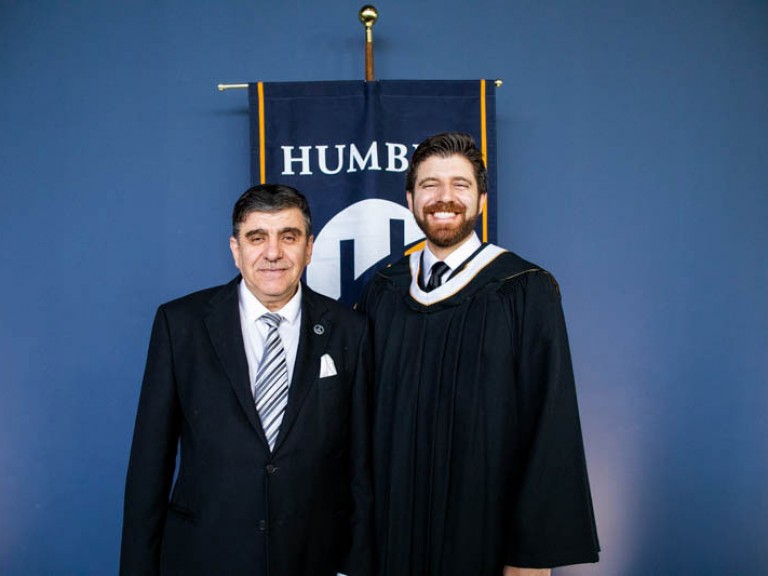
[249,80,496,305]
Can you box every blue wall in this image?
[2,1,766,574]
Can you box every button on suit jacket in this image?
[120,278,373,576]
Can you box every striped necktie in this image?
[425,261,450,292]
[253,313,289,451]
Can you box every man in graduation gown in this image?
[357,133,599,576]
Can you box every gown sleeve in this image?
[339,321,375,576]
[503,271,600,568]
[355,270,388,319]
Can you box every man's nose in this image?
[264,237,282,259]
[435,183,454,202]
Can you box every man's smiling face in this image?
[407,154,486,259]
[229,207,313,311]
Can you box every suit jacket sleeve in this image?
[120,306,182,576]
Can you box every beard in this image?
[413,200,480,249]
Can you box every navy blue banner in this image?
[249,80,496,305]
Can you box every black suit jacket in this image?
[121,278,372,576]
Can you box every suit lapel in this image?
[273,284,330,452]
[204,277,268,444]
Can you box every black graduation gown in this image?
[357,245,599,576]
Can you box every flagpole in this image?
[359,5,378,81]
[215,3,501,90]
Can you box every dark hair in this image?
[405,132,487,196]
[231,184,312,237]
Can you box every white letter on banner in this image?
[347,142,382,173]
[385,143,409,172]
[317,145,346,175]
[282,146,313,175]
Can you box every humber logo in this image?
[307,199,424,305]
[281,142,417,176]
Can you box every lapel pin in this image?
[313,324,325,335]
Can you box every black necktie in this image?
[425,261,449,292]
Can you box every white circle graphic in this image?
[307,199,424,300]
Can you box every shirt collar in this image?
[238,280,303,327]
[422,232,482,280]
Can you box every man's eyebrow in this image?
[417,176,473,185]
[279,227,304,237]
[244,228,266,239]
[243,227,304,239]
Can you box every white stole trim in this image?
[409,244,507,306]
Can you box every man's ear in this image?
[305,235,314,266]
[406,190,414,212]
[479,193,488,213]
[229,236,241,267]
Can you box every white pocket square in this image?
[319,353,337,378]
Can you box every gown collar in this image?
[409,243,507,307]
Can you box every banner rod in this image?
[218,80,503,91]
[359,5,378,81]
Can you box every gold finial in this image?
[359,5,378,30]
[359,5,378,81]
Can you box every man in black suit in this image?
[121,184,372,576]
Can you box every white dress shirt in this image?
[238,281,302,393]
[421,232,482,286]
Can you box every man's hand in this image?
[503,567,552,576]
